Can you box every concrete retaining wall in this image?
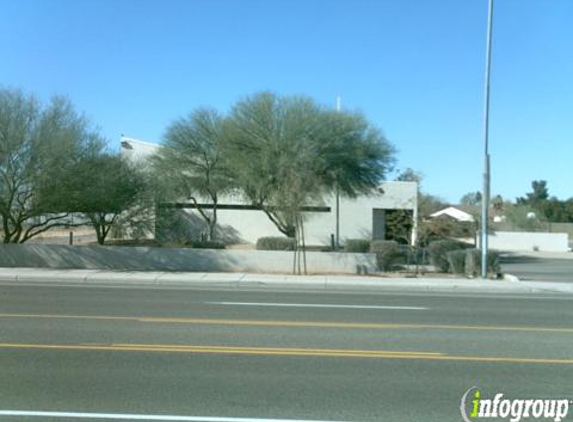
[0,244,376,274]
[489,231,569,252]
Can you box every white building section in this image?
[120,137,418,246]
[120,136,158,164]
[488,231,569,253]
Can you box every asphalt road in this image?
[1,283,572,422]
[501,255,573,282]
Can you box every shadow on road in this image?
[499,254,543,264]
[500,253,573,283]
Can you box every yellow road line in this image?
[0,313,136,321]
[1,313,572,334]
[0,342,572,365]
[111,343,443,355]
[139,318,573,334]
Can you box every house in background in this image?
[428,204,569,252]
[430,206,476,223]
[120,136,419,246]
[430,205,508,223]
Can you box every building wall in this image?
[488,231,569,252]
[170,182,418,246]
[121,137,418,246]
[0,244,376,274]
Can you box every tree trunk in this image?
[95,223,105,245]
[207,204,218,241]
[263,209,296,238]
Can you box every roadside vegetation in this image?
[153,92,395,245]
[0,88,150,245]
[151,92,395,273]
[1,87,565,278]
[1,88,395,251]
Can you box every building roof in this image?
[120,136,159,163]
[430,206,475,222]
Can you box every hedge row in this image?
[344,239,404,271]
[428,240,465,272]
[344,239,371,253]
[446,248,501,278]
[370,240,403,271]
[255,236,501,277]
[256,236,296,251]
[190,240,226,249]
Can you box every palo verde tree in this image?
[151,108,232,241]
[222,93,320,238]
[0,88,102,243]
[222,92,395,238]
[58,152,147,245]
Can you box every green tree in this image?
[516,181,573,223]
[395,168,422,185]
[517,180,549,210]
[492,194,505,212]
[57,153,147,245]
[152,109,232,241]
[385,209,413,244]
[460,191,482,207]
[222,92,395,238]
[540,197,573,223]
[0,88,102,243]
[418,193,447,219]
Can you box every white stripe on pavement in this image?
[0,410,350,422]
[205,302,427,310]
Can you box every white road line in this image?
[205,302,427,310]
[0,410,350,422]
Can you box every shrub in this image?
[191,241,226,249]
[256,236,296,251]
[413,247,431,266]
[489,250,502,275]
[344,239,371,253]
[447,249,467,274]
[428,240,464,272]
[465,249,501,278]
[105,239,163,247]
[465,249,479,277]
[397,245,431,266]
[370,240,403,271]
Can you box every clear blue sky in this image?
[1,0,571,203]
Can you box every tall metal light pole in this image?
[481,0,494,279]
[335,96,342,250]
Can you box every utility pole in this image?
[481,0,494,279]
[335,96,341,250]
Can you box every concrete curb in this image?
[0,267,572,294]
